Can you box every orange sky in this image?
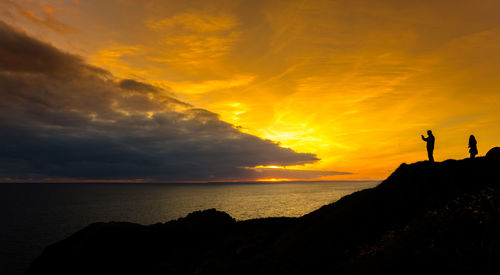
[3,0,500,180]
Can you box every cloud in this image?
[17,7,77,33]
[149,32,241,67]
[0,21,342,181]
[145,11,241,68]
[118,79,161,93]
[1,0,77,33]
[0,20,86,75]
[169,75,255,95]
[146,11,237,33]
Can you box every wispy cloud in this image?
[168,75,255,95]
[146,11,237,33]
[0,0,78,33]
[144,10,241,68]
[151,32,241,66]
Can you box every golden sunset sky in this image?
[2,0,500,180]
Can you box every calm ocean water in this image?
[0,181,378,275]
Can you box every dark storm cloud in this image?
[0,21,346,181]
[119,79,161,93]
[0,20,88,75]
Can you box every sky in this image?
[1,0,500,182]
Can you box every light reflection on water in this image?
[0,181,378,274]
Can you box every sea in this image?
[0,181,379,275]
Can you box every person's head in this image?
[469,135,475,141]
[427,130,432,135]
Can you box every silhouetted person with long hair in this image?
[468,135,478,159]
[421,130,435,162]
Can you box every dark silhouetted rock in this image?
[486,147,500,160]
[26,155,500,275]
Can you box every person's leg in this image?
[428,149,434,162]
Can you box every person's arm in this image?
[421,135,427,141]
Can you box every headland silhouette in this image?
[27,147,500,275]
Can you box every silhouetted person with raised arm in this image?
[468,135,478,159]
[421,130,435,162]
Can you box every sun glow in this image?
[256,178,290,182]
[254,165,282,169]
